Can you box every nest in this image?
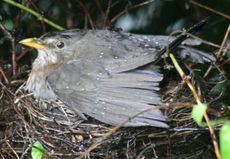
[0,73,217,159]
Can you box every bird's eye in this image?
[56,41,65,48]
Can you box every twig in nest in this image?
[79,104,170,158]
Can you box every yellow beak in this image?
[19,38,46,49]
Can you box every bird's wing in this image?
[72,30,164,73]
[72,30,201,73]
[47,59,168,127]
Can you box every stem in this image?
[169,53,221,159]
[3,0,64,30]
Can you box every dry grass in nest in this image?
[0,76,216,159]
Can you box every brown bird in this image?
[19,22,205,127]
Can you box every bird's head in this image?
[19,29,87,65]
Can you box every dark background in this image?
[1,0,230,68]
[0,0,230,158]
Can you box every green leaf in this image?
[31,141,45,159]
[3,19,13,31]
[192,103,208,127]
[210,80,226,97]
[220,122,230,159]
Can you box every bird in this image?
[19,21,206,128]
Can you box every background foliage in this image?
[0,0,230,158]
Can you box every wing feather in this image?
[47,60,168,127]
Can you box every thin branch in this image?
[216,24,230,59]
[0,23,16,76]
[111,0,155,23]
[0,68,9,84]
[3,0,64,30]
[94,0,106,21]
[5,141,19,159]
[189,0,230,20]
[204,24,230,78]
[11,38,16,76]
[75,0,95,30]
[104,0,112,27]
